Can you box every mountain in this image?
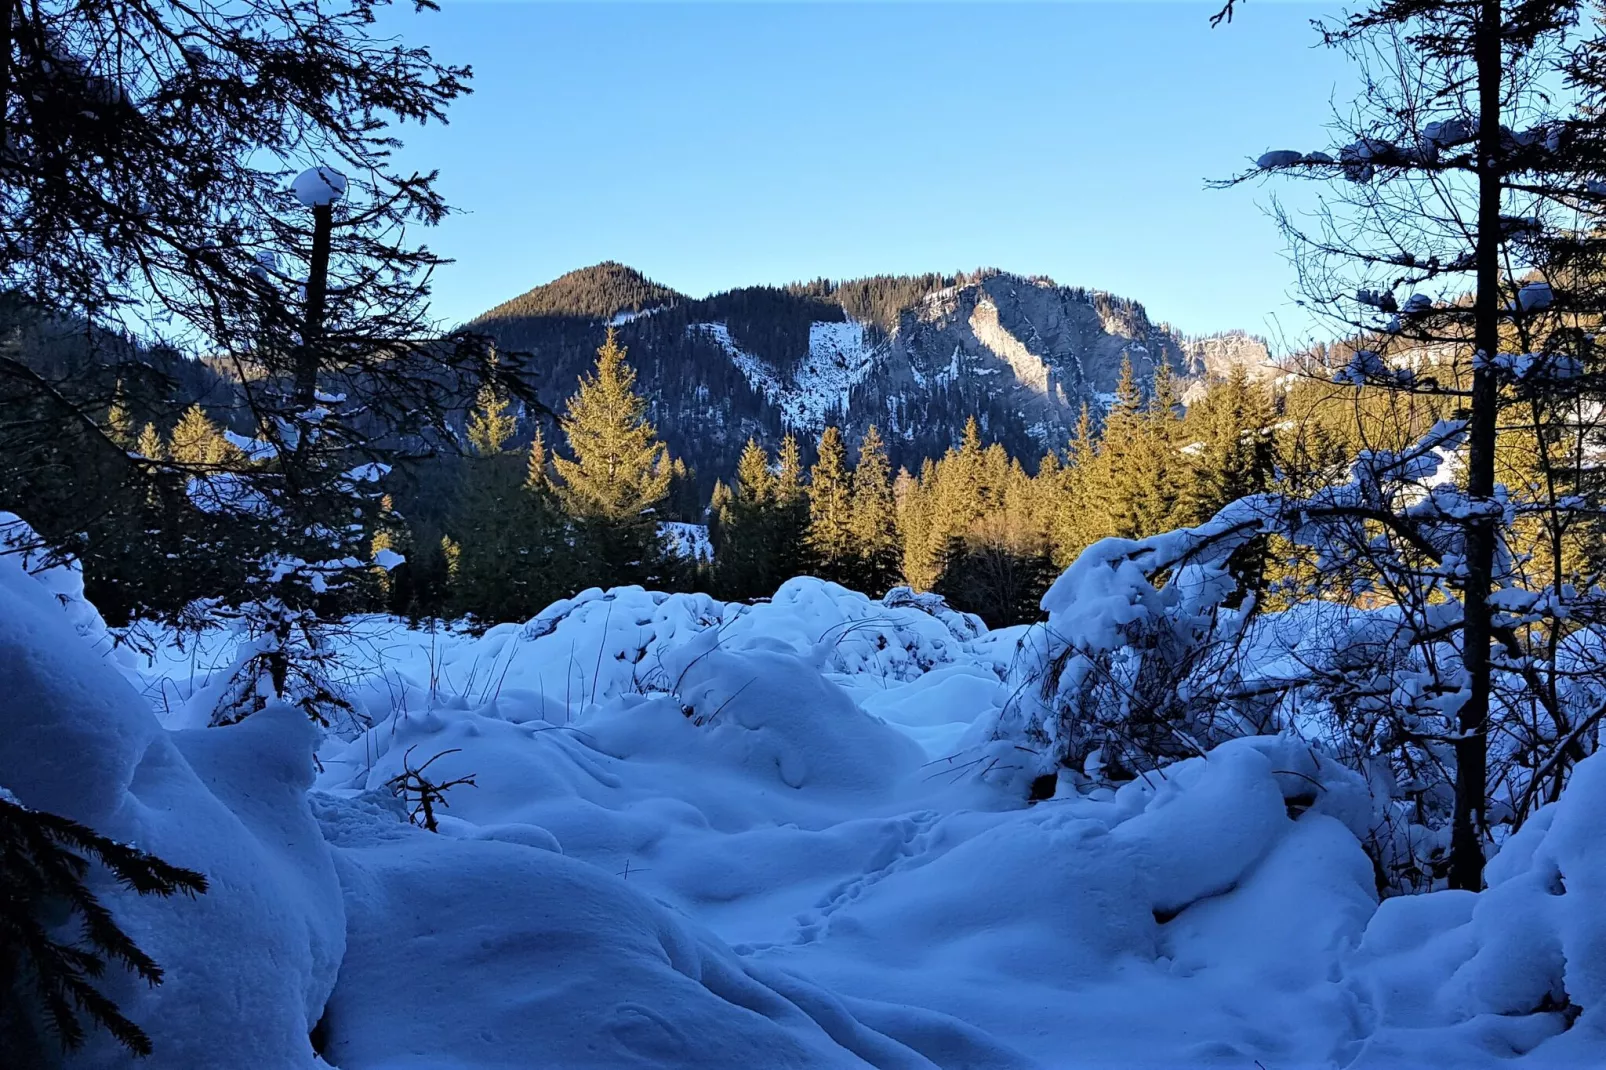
[1178,331,1279,404]
[474,261,685,325]
[469,264,1269,493]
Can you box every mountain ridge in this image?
[470,263,1275,492]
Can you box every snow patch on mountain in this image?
[690,322,784,418]
[609,305,666,327]
[660,521,713,562]
[690,320,878,430]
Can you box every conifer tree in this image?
[1128,364,1188,536]
[849,425,901,594]
[736,438,774,504]
[807,426,856,583]
[899,458,944,591]
[1052,402,1100,565]
[1185,367,1278,604]
[1186,366,1276,519]
[104,386,134,450]
[553,330,672,586]
[770,432,814,582]
[135,423,164,463]
[466,374,516,458]
[167,404,235,467]
[369,494,409,608]
[446,382,573,624]
[708,479,734,547]
[524,428,550,491]
[441,535,462,586]
[711,438,779,599]
[0,795,207,1060]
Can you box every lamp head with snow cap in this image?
[292,165,348,208]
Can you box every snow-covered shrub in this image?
[983,420,1606,893]
[0,548,346,1067]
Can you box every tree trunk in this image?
[1451,0,1503,892]
[295,203,334,410]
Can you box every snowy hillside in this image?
[4,548,1604,1069]
[691,318,880,430]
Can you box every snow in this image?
[660,520,712,562]
[691,319,879,429]
[0,551,344,1068]
[1518,281,1555,312]
[372,547,406,571]
[292,165,348,207]
[609,305,665,326]
[6,545,1606,1068]
[1257,149,1303,169]
[224,429,278,460]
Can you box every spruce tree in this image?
[369,494,410,611]
[167,404,236,467]
[1185,367,1277,604]
[466,374,516,459]
[135,423,164,463]
[807,426,856,583]
[898,458,943,591]
[104,387,134,450]
[1052,402,1100,565]
[771,432,813,581]
[0,0,497,646]
[441,535,462,587]
[0,794,207,1059]
[848,425,900,595]
[448,381,571,624]
[713,438,778,599]
[553,329,672,586]
[1129,364,1188,536]
[524,428,550,491]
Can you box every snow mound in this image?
[23,553,1606,1070]
[315,792,1018,1069]
[0,551,344,1068]
[1346,746,1606,1064]
[592,643,926,794]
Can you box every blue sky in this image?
[382,2,1352,345]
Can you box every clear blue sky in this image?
[380,2,1352,346]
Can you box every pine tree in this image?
[806,427,856,583]
[135,422,165,463]
[553,330,672,586]
[167,404,235,467]
[849,425,900,595]
[771,432,813,582]
[899,458,943,591]
[466,373,516,458]
[524,428,550,491]
[104,386,134,450]
[712,439,779,599]
[0,795,207,1058]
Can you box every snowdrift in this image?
[3,555,1604,1068]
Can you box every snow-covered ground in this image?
[3,556,1604,1068]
